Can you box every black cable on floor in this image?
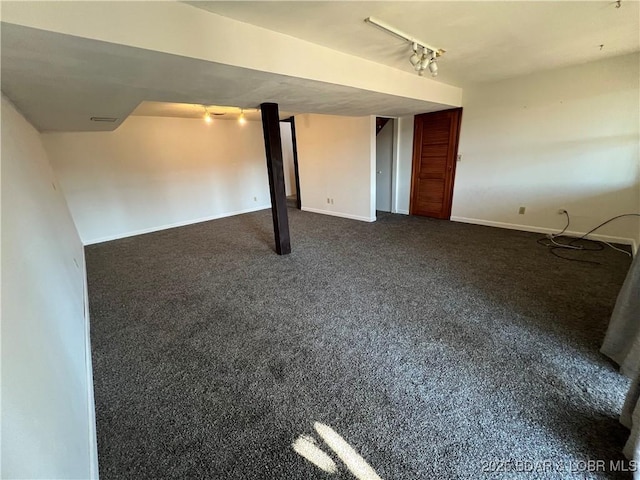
[538,213,640,264]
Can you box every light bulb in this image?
[204,112,212,123]
[238,111,246,125]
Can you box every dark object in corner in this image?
[261,102,291,255]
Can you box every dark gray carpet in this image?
[87,208,634,479]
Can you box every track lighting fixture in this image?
[365,16,444,77]
[412,46,438,77]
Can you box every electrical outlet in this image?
[330,198,334,205]
[518,206,526,215]
[253,196,257,202]
[327,198,330,204]
[557,208,567,215]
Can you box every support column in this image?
[260,102,291,255]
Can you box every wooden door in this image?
[409,108,462,219]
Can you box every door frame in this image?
[279,116,301,210]
[374,117,397,213]
[409,107,463,219]
[372,116,401,215]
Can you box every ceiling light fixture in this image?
[365,16,445,77]
[238,109,246,125]
[203,106,212,124]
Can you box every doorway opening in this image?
[375,117,395,215]
[280,117,301,210]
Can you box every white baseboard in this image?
[301,207,375,223]
[395,209,409,215]
[450,216,637,254]
[84,205,272,245]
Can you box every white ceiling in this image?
[190,1,640,86]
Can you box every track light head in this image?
[419,48,431,70]
[409,43,421,67]
[428,57,438,77]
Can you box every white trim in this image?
[396,209,410,215]
[373,115,399,214]
[390,118,399,214]
[450,216,637,253]
[84,205,272,245]
[302,207,376,223]
[369,115,377,221]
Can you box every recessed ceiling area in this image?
[190,1,640,86]
[131,102,295,122]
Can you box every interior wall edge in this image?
[391,118,400,214]
[369,115,377,220]
[81,245,99,479]
[1,94,98,479]
[301,207,376,223]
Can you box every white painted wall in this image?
[393,54,639,248]
[42,116,272,244]
[295,114,376,222]
[1,96,97,478]
[452,53,640,248]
